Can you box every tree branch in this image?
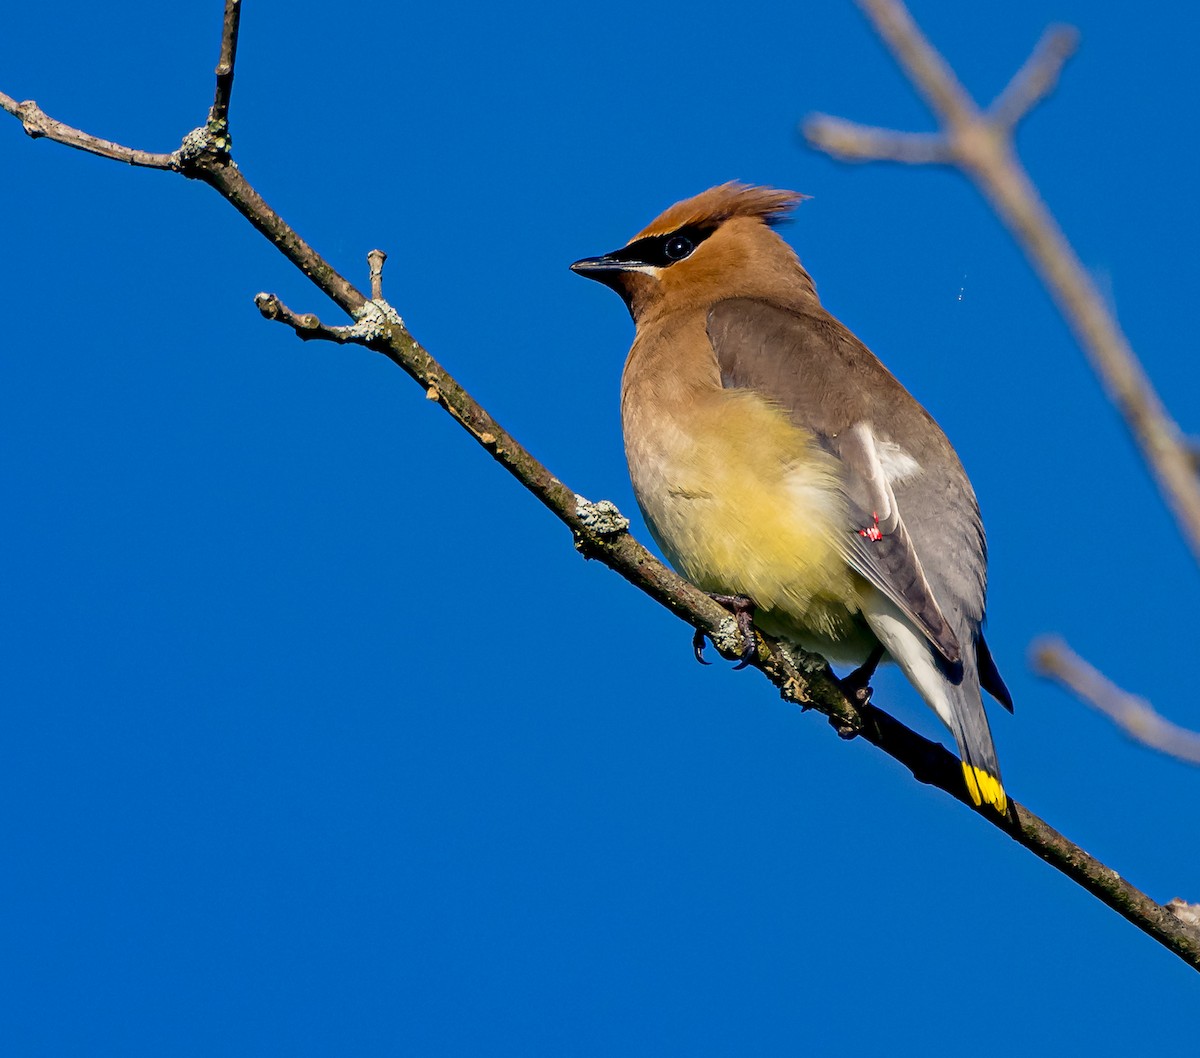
[1031,637,1200,765]
[803,118,951,164]
[208,0,241,136]
[254,291,383,345]
[0,91,176,168]
[804,0,1200,569]
[988,25,1080,131]
[4,0,1198,972]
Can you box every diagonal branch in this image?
[849,0,978,131]
[804,0,1200,569]
[1031,637,1200,765]
[3,0,1199,972]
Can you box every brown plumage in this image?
[571,182,1011,814]
[635,182,804,235]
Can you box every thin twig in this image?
[801,119,951,164]
[254,292,368,344]
[3,0,1199,972]
[804,0,1200,569]
[368,249,387,300]
[854,0,977,131]
[1031,637,1200,765]
[989,25,1080,130]
[209,0,241,135]
[0,92,176,168]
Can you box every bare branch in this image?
[855,0,978,133]
[1031,637,1200,765]
[255,293,369,345]
[209,0,242,135]
[806,0,1200,568]
[806,661,1200,965]
[256,263,406,348]
[0,92,176,168]
[368,249,387,300]
[5,0,1200,973]
[989,24,1080,130]
[802,117,951,164]
[191,158,365,315]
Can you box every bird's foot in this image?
[833,644,885,707]
[830,717,860,740]
[692,593,758,670]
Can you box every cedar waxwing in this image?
[571,182,1013,814]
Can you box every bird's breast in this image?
[622,377,865,647]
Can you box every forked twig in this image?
[805,0,1200,569]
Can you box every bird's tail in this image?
[864,604,1008,815]
[941,684,1007,815]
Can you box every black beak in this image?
[571,246,646,317]
[569,253,631,277]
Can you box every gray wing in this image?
[707,297,989,666]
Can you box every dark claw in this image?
[692,628,712,665]
[830,717,861,740]
[834,644,885,705]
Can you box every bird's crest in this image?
[634,182,806,240]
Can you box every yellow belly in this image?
[626,387,867,651]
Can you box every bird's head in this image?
[571,182,816,322]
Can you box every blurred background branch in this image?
[806,0,1200,770]
[806,0,1200,570]
[1031,637,1200,765]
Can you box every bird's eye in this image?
[664,235,695,261]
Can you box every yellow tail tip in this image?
[961,763,1007,815]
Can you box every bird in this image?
[570,182,1012,814]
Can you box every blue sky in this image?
[2,1,1197,1053]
